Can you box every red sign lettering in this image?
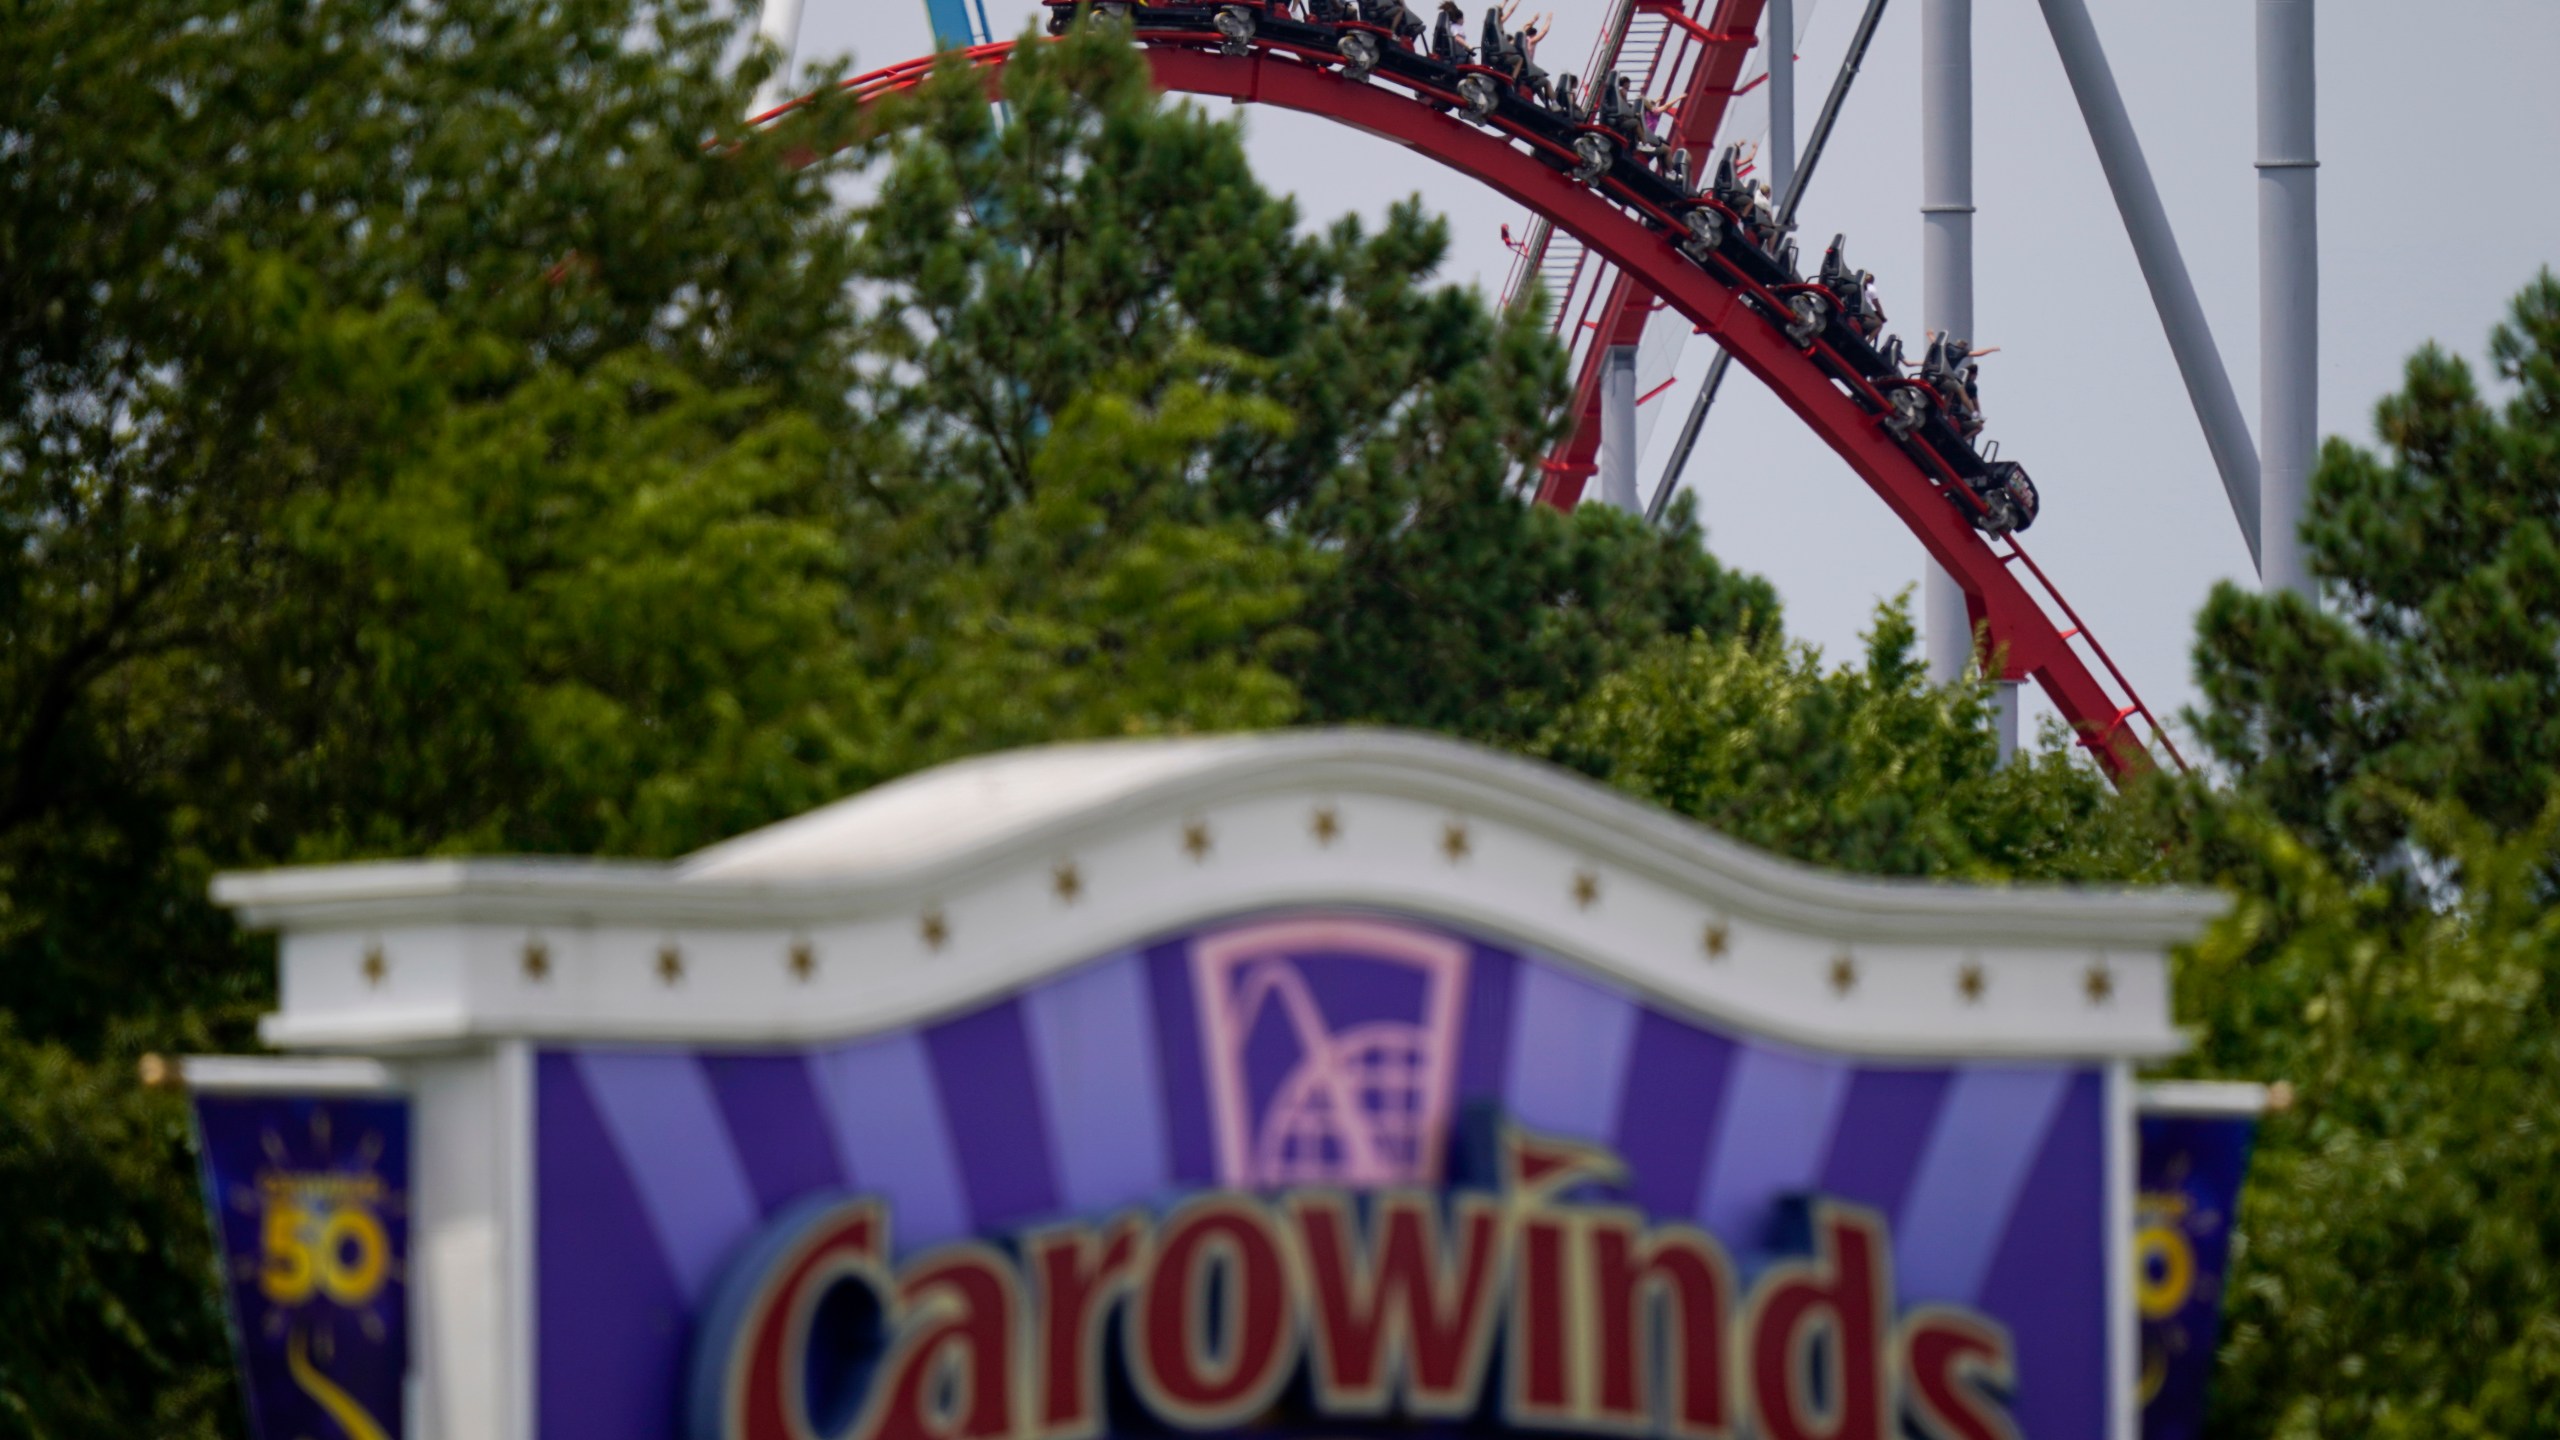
[698,1130,2017,1440]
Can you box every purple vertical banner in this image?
[191,1092,410,1440]
[2137,1110,2258,1440]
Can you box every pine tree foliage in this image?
[2190,272,2560,876]
[2164,274,2560,1439]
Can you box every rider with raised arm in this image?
[1641,94,1681,155]
[1510,12,1553,104]
[1920,332,1998,432]
[1480,1,1516,72]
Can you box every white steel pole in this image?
[1920,0,1978,692]
[2037,0,2264,569]
[1599,346,1641,511]
[2257,0,2317,599]
[1768,0,1796,200]
[751,0,810,115]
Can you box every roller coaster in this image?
[774,0,2188,780]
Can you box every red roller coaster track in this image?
[790,27,2183,781]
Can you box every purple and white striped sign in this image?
[536,909,2106,1440]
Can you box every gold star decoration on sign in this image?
[2085,963,2115,1004]
[1702,920,1730,959]
[522,940,551,982]
[1957,961,1986,1003]
[1053,862,1082,904]
[1829,953,1858,995]
[657,945,685,986]
[1572,870,1600,910]
[920,907,949,952]
[1311,805,1340,846]
[1442,821,1471,862]
[788,941,817,982]
[1182,820,1213,861]
[361,945,386,987]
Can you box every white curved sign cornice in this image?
[214,731,2221,1061]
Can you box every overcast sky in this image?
[797,0,2560,747]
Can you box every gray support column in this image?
[1993,682,2021,766]
[1599,346,1641,511]
[2258,0,2317,598]
[1920,0,1975,689]
[1768,0,1796,198]
[751,0,810,114]
[2037,0,2264,568]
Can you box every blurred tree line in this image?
[1,0,2554,1434]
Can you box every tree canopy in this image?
[1536,597,2160,882]
[1,4,1774,1431]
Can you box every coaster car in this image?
[1212,3,1258,53]
[1877,376,1950,439]
[1567,122,1619,181]
[1333,19,1397,78]
[1675,198,1733,262]
[1452,62,1511,118]
[1967,458,2040,536]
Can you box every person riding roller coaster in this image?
[1377,0,1427,47]
[1047,0,1155,32]
[1921,332,1999,435]
[1656,144,1692,191]
[1506,11,1553,105]
[1819,234,1887,342]
[1479,1,1513,70]
[1709,140,1744,207]
[1431,0,1471,64]
[1706,142,1784,257]
[1552,71,1584,121]
[1595,74,1643,150]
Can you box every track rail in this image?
[793,27,2182,780]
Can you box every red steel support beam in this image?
[1537,0,1768,507]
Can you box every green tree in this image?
[838,33,1775,751]
[1,0,881,1048]
[2,7,1782,1430]
[0,1026,232,1439]
[1535,597,2159,882]
[4,2,886,1429]
[2188,271,2560,876]
[2179,792,2560,1439]
[2163,273,2560,1439]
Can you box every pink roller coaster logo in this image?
[1188,915,1470,1188]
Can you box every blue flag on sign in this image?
[2137,1109,2258,1440]
[191,1091,410,1440]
